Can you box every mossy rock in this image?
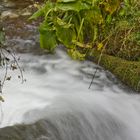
[87,50,140,92]
[0,120,49,140]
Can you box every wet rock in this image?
[2,0,34,9]
[0,120,49,140]
[2,1,16,8]
[1,11,19,19]
[1,0,44,55]
[0,5,3,10]
[21,11,32,16]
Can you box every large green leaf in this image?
[40,31,57,51]
[56,25,76,48]
[39,23,57,51]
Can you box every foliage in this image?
[30,0,122,60]
[104,0,140,60]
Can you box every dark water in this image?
[0,1,140,140]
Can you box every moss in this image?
[87,50,140,92]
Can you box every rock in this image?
[0,120,49,140]
[2,1,15,8]
[1,11,19,19]
[21,11,32,16]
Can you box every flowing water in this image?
[1,47,140,140]
[1,1,140,140]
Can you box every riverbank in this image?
[87,50,140,92]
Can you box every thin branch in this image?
[4,48,24,84]
[89,42,107,89]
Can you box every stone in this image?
[1,11,19,19]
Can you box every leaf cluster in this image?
[30,0,122,60]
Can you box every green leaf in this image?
[39,23,57,51]
[56,25,76,48]
[29,7,44,20]
[29,2,54,20]
[106,15,112,24]
[40,31,57,51]
[93,25,98,42]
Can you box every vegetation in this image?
[29,0,140,90]
[30,0,139,61]
[105,0,140,61]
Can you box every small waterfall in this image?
[0,49,140,140]
[1,93,140,140]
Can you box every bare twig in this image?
[6,49,24,83]
[89,42,107,89]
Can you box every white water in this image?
[0,49,140,140]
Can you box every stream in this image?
[0,1,140,140]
